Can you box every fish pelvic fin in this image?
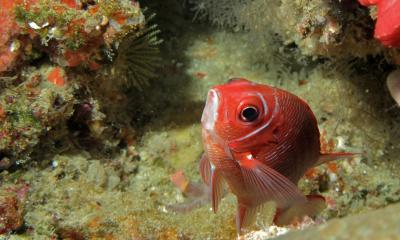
[199,153,211,186]
[238,155,306,209]
[273,194,326,226]
[199,153,224,213]
[211,166,223,213]
[316,152,358,166]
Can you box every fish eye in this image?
[240,106,259,122]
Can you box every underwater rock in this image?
[272,203,400,240]
[0,0,146,72]
[0,0,162,168]
[0,67,75,166]
[0,183,29,234]
[188,0,381,58]
[0,6,21,73]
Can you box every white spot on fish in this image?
[210,162,216,171]
[246,154,252,160]
[202,89,219,131]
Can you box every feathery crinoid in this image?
[107,13,163,90]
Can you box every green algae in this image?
[0,66,75,165]
[14,0,145,50]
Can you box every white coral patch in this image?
[242,225,290,240]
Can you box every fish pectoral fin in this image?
[210,165,224,213]
[273,194,326,226]
[199,153,211,186]
[240,159,306,209]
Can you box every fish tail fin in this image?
[168,170,210,213]
[166,193,210,213]
[316,152,359,166]
[273,194,326,226]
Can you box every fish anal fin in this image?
[239,157,306,209]
[316,152,357,166]
[236,203,259,234]
[273,194,326,226]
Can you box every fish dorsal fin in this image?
[239,156,306,209]
[316,152,356,166]
[199,153,224,213]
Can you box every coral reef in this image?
[189,0,382,58]
[0,0,161,167]
[0,66,75,168]
[0,183,29,234]
[0,0,399,239]
[187,0,400,65]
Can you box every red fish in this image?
[358,0,400,47]
[200,78,353,233]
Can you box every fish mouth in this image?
[201,88,234,160]
[201,88,220,132]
